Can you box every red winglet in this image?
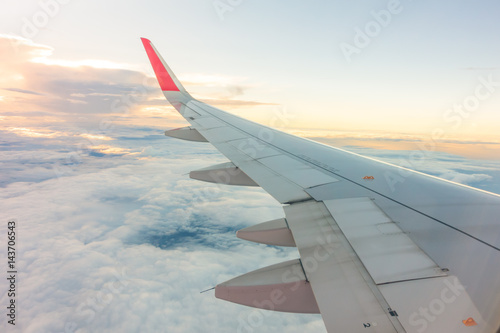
[141,38,180,91]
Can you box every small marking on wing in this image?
[363,322,378,328]
[462,317,477,326]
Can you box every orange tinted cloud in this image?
[0,35,273,134]
[0,35,186,134]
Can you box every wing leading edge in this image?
[140,38,500,333]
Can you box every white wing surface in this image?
[141,38,500,333]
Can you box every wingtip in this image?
[140,37,151,45]
[141,37,181,92]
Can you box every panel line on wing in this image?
[376,275,447,286]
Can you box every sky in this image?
[0,1,499,332]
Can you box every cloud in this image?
[0,123,325,333]
[0,35,162,123]
[0,34,52,65]
[0,34,274,138]
[438,172,493,185]
[462,67,498,71]
[179,73,276,107]
[2,87,43,95]
[3,112,498,332]
[311,133,500,160]
[199,98,278,107]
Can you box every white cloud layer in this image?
[0,128,327,333]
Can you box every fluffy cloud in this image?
[0,127,327,333]
[438,172,492,185]
[0,34,177,132]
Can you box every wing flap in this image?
[324,197,447,284]
[379,276,489,332]
[284,200,405,332]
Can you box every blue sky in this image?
[1,1,500,332]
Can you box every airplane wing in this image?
[140,38,500,333]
